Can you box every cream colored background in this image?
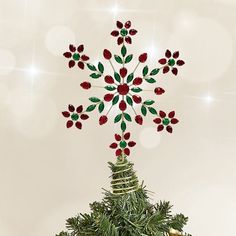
[0,0,236,235]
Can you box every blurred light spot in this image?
[110,4,120,16]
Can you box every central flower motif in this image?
[117,83,129,95]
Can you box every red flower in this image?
[63,44,90,69]
[158,50,185,75]
[109,132,136,157]
[153,111,179,133]
[62,104,89,129]
[111,20,137,45]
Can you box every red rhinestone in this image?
[81,55,89,61]
[63,52,72,58]
[110,143,118,149]
[124,148,130,156]
[168,111,175,118]
[173,51,179,59]
[117,84,129,95]
[116,149,122,156]
[68,104,75,112]
[75,121,82,129]
[120,67,127,78]
[99,115,108,125]
[119,100,127,111]
[157,124,164,132]
[135,115,143,125]
[177,60,185,66]
[103,49,112,60]
[78,61,84,69]
[125,21,131,29]
[128,141,136,147]
[159,111,166,118]
[138,53,147,63]
[124,132,130,140]
[125,36,132,44]
[116,21,123,29]
[62,111,70,118]
[69,60,75,68]
[132,95,142,104]
[80,114,89,120]
[111,30,119,37]
[115,134,121,141]
[153,118,161,124]
[69,44,76,52]
[172,67,178,75]
[166,125,173,133]
[129,29,137,35]
[154,87,165,95]
[117,37,124,45]
[104,93,114,102]
[165,49,171,58]
[133,77,142,85]
[163,66,170,73]
[66,120,73,128]
[158,58,167,65]
[77,45,84,53]
[105,75,114,84]
[171,118,179,124]
[76,105,83,113]
[80,81,91,90]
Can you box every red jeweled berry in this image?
[80,81,91,90]
[103,49,112,60]
[132,95,142,103]
[105,75,114,84]
[119,100,127,111]
[135,115,143,125]
[117,84,129,95]
[116,149,122,156]
[128,141,136,147]
[99,115,108,125]
[120,67,127,78]
[124,132,130,140]
[104,93,114,102]
[110,143,118,149]
[154,87,165,95]
[124,148,130,156]
[139,53,147,63]
[115,134,121,141]
[133,77,142,85]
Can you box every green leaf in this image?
[105,85,116,91]
[114,114,122,123]
[114,55,123,64]
[89,97,101,103]
[90,73,101,79]
[98,102,104,113]
[114,72,121,82]
[121,120,126,132]
[87,63,96,71]
[124,113,132,122]
[150,68,160,76]
[131,87,142,93]
[145,78,156,83]
[148,107,157,115]
[127,73,134,83]
[98,62,104,73]
[86,104,96,112]
[144,100,155,106]
[125,54,133,63]
[121,45,127,57]
[142,66,149,76]
[112,95,119,105]
[141,105,147,116]
[126,95,133,106]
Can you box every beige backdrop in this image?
[1,0,236,235]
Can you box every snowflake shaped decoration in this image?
[62,20,185,159]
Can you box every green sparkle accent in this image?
[71,113,79,121]
[162,118,170,126]
[120,28,128,36]
[73,53,80,61]
[120,141,127,148]
[168,59,175,66]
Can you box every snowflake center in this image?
[162,118,170,126]
[120,141,127,148]
[71,113,79,121]
[120,28,128,37]
[168,59,175,66]
[73,53,80,61]
[117,83,129,95]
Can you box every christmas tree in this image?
[57,20,191,236]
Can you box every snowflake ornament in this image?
[61,20,185,160]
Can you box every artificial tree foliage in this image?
[57,20,191,236]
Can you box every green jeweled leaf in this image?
[121,120,126,132]
[114,114,122,123]
[148,107,157,115]
[124,113,132,122]
[142,65,149,76]
[112,95,120,105]
[131,87,142,93]
[141,105,147,116]
[98,62,104,73]
[150,68,160,76]
[145,78,156,83]
[105,85,116,91]
[125,54,133,64]
[114,72,121,83]
[114,55,123,64]
[98,102,105,113]
[89,97,101,103]
[126,95,133,106]
[144,100,155,106]
[90,73,101,79]
[121,45,127,57]
[86,104,96,112]
[126,73,134,83]
[87,63,96,71]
